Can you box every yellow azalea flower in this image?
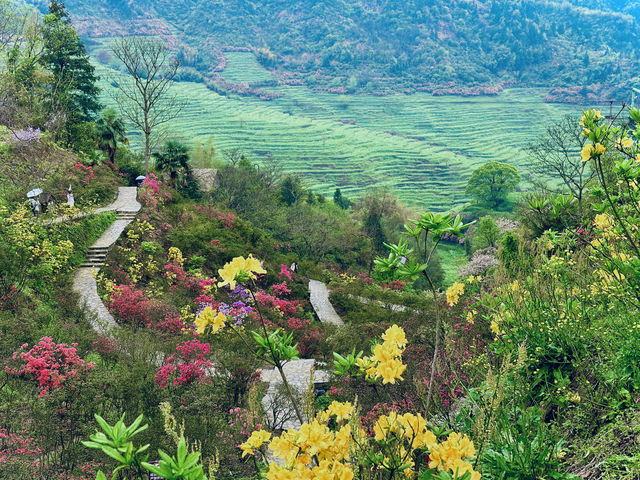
[373,342,399,364]
[332,425,352,461]
[373,412,400,441]
[210,311,227,334]
[466,310,475,324]
[218,254,266,289]
[269,435,297,464]
[217,262,241,290]
[618,136,634,149]
[327,401,354,422]
[376,357,406,384]
[240,429,271,457]
[594,213,614,229]
[194,305,216,334]
[297,420,332,456]
[381,324,408,348]
[580,144,594,162]
[446,281,465,306]
[429,433,477,475]
[594,142,605,155]
[244,254,267,275]
[490,320,500,335]
[266,463,297,480]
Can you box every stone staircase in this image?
[81,245,110,268]
[79,210,137,268]
[116,210,137,222]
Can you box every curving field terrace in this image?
[94,50,583,210]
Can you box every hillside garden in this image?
[3,1,640,479]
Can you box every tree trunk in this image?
[144,131,150,176]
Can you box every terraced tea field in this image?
[94,50,582,210]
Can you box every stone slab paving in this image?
[72,187,140,336]
[258,280,344,431]
[72,268,118,335]
[48,186,141,224]
[260,359,330,430]
[354,295,407,312]
[308,279,343,325]
[95,186,141,213]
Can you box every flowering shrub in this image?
[271,281,291,296]
[6,337,95,397]
[242,400,481,480]
[459,247,500,277]
[155,339,214,388]
[0,429,42,478]
[138,173,172,209]
[256,293,302,317]
[279,263,293,280]
[356,324,408,384]
[71,162,94,185]
[0,205,74,297]
[109,284,150,327]
[109,284,184,333]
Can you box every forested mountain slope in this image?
[27,0,640,101]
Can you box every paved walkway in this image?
[353,295,407,312]
[258,279,344,430]
[260,360,330,430]
[308,279,343,325]
[72,187,141,335]
[68,191,341,430]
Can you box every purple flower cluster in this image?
[230,285,251,301]
[195,300,253,327]
[12,127,41,143]
[219,301,253,326]
[44,111,66,131]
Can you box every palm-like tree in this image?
[96,108,129,164]
[152,140,190,187]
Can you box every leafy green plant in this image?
[481,407,579,480]
[84,413,208,480]
[142,437,207,480]
[82,413,150,480]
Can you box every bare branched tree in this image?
[111,36,182,174]
[526,115,595,216]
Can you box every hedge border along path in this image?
[72,187,141,335]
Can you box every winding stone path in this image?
[72,187,141,335]
[308,279,343,325]
[67,190,339,430]
[258,279,344,430]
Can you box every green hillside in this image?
[94,50,578,209]
[30,0,640,102]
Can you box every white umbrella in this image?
[26,188,43,198]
